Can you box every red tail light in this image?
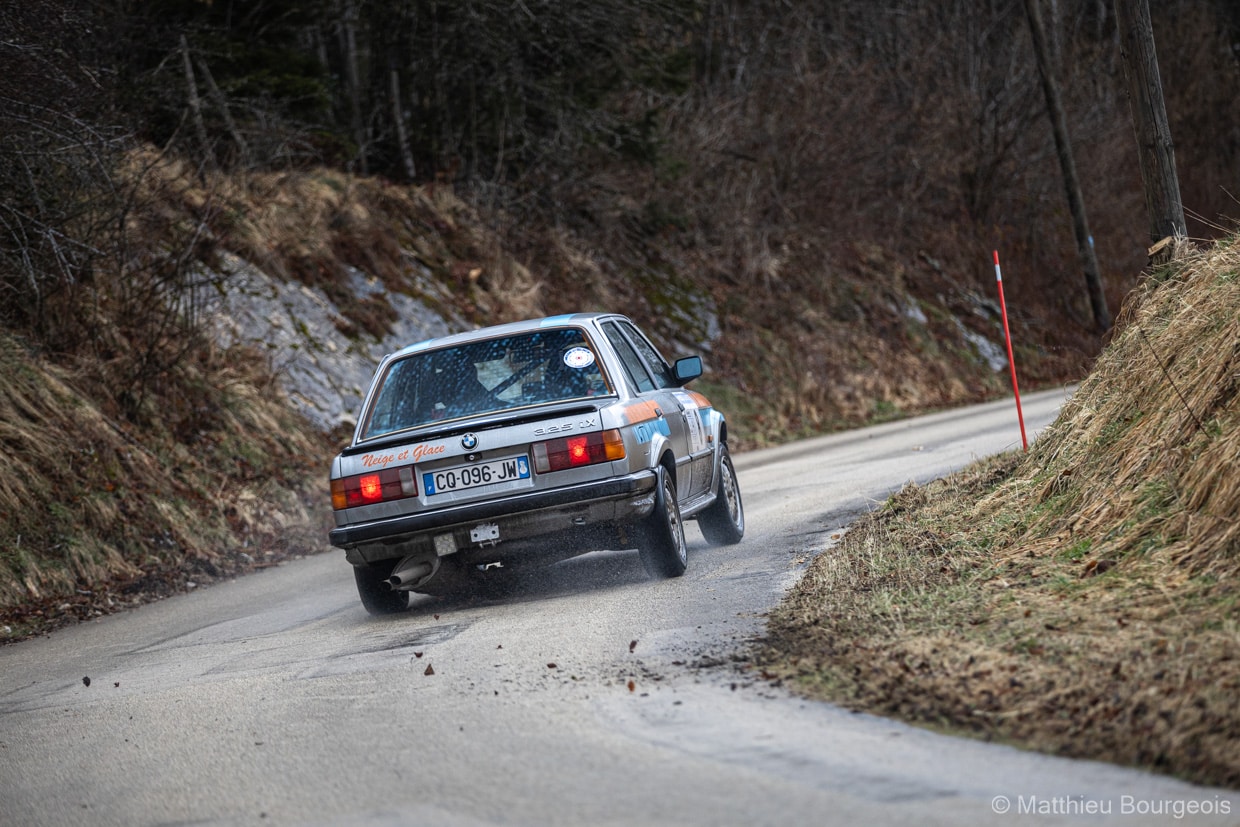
[567,436,589,465]
[332,466,417,510]
[359,474,382,501]
[533,429,625,473]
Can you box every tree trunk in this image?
[340,0,368,174]
[1023,0,1111,332]
[196,57,249,166]
[1114,0,1187,244]
[180,35,215,169]
[389,66,416,181]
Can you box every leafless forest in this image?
[4,1,1238,434]
[2,0,1236,385]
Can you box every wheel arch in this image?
[657,446,677,479]
[709,417,731,488]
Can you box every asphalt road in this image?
[2,386,1237,826]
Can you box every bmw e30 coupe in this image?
[328,313,744,614]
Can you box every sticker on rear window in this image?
[563,347,595,369]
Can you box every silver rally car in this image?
[329,312,745,614]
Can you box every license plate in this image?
[423,456,531,496]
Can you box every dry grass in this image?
[762,235,1240,788]
[124,148,547,334]
[1026,238,1240,575]
[0,332,330,638]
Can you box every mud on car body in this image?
[329,313,745,614]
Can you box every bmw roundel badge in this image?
[461,433,479,450]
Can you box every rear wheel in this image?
[698,445,745,546]
[354,561,410,615]
[638,466,688,578]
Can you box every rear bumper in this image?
[329,470,657,554]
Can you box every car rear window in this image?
[361,328,612,440]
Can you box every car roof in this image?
[388,313,621,361]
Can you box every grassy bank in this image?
[0,335,330,641]
[761,237,1240,788]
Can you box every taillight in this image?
[331,466,417,510]
[533,429,625,473]
[359,474,382,501]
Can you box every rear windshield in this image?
[360,328,611,440]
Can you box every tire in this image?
[353,561,410,615]
[697,445,745,546]
[638,465,688,578]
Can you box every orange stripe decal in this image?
[621,400,662,424]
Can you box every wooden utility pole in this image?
[1114,0,1187,244]
[1023,0,1111,331]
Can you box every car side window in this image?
[618,321,675,388]
[603,322,657,393]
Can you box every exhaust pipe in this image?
[387,557,435,590]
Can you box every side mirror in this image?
[672,355,703,385]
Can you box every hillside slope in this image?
[764,236,1240,786]
[0,156,1075,639]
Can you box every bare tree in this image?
[389,64,416,181]
[1023,0,1111,331]
[180,34,215,169]
[195,56,249,166]
[338,0,369,174]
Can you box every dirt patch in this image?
[0,546,322,643]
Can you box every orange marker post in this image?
[993,250,1028,451]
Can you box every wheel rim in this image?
[722,462,741,525]
[665,476,686,564]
